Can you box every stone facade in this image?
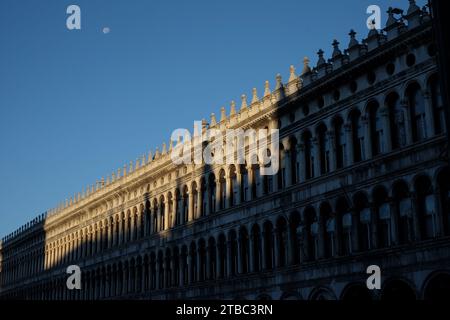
[1,1,449,300]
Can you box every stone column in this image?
[297,143,305,182]
[215,178,221,212]
[197,182,203,218]
[227,240,233,277]
[205,245,211,280]
[179,254,185,286]
[188,189,194,222]
[247,165,254,201]
[188,253,194,283]
[423,92,435,137]
[237,236,243,274]
[344,123,354,166]
[327,131,336,172]
[204,185,210,216]
[312,138,320,178]
[248,231,255,272]
[362,115,371,160]
[284,148,292,187]
[401,99,413,145]
[380,106,392,152]
[143,207,149,237]
[236,166,242,205]
[225,174,232,209]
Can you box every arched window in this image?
[302,131,314,179]
[209,174,216,214]
[429,75,446,134]
[353,193,371,251]
[278,144,286,189]
[172,248,179,286]
[182,186,189,224]
[317,124,331,174]
[373,187,390,248]
[159,196,165,231]
[351,110,365,162]
[152,200,158,233]
[239,227,250,273]
[334,117,345,169]
[303,207,317,261]
[217,234,227,278]
[437,168,450,236]
[208,237,217,280]
[192,182,198,219]
[200,178,207,217]
[251,224,262,271]
[289,137,298,184]
[369,101,385,156]
[198,239,206,281]
[230,165,238,206]
[336,197,351,255]
[320,203,334,258]
[263,221,275,269]
[228,230,238,276]
[387,92,406,149]
[219,170,226,210]
[175,189,182,226]
[241,164,249,202]
[189,242,197,282]
[415,176,435,240]
[167,193,173,228]
[164,249,171,287]
[407,84,427,141]
[392,181,412,245]
[276,217,288,267]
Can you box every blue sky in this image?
[0,0,426,237]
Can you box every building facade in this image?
[1,1,449,300]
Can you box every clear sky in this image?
[0,0,426,238]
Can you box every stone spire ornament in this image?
[251,88,259,104]
[301,57,311,75]
[162,142,167,155]
[275,74,283,90]
[316,49,326,67]
[240,94,248,110]
[332,40,342,59]
[220,106,227,122]
[348,30,358,48]
[230,100,236,116]
[210,113,217,126]
[264,80,271,97]
[288,65,297,82]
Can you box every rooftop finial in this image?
[302,57,311,74]
[148,150,153,163]
[251,88,259,104]
[162,142,167,154]
[220,106,227,122]
[332,39,342,58]
[317,49,326,67]
[348,29,358,48]
[210,113,217,126]
[407,0,420,15]
[386,7,397,28]
[288,65,297,82]
[264,80,271,97]
[240,94,248,110]
[275,74,283,90]
[230,100,236,116]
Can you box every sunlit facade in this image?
[1,1,449,300]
